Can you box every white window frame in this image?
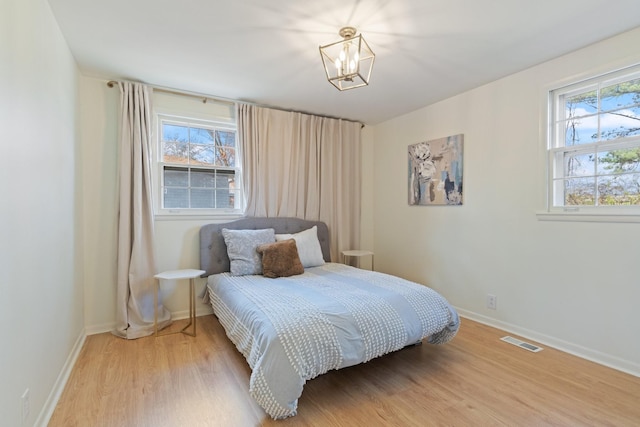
[153,113,243,219]
[540,63,640,222]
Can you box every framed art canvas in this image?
[408,134,464,206]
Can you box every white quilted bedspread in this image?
[207,262,459,419]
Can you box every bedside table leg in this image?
[191,277,196,337]
[191,279,196,337]
[154,279,159,337]
[180,278,197,337]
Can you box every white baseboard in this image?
[456,307,640,378]
[84,306,214,336]
[171,305,214,321]
[85,321,116,335]
[35,329,86,427]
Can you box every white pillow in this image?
[222,228,276,276]
[275,225,325,268]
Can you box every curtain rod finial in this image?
[107,80,117,88]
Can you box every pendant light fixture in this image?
[319,27,375,91]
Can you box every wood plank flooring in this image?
[49,315,640,426]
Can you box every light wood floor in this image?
[49,315,640,427]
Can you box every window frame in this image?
[541,63,640,221]
[153,113,243,219]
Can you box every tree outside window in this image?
[550,69,640,208]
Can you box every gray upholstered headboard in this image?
[199,217,331,277]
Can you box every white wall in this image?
[372,27,640,375]
[151,92,238,319]
[78,76,119,333]
[0,0,83,425]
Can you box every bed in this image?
[200,217,460,419]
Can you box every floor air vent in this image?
[500,336,543,352]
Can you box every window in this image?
[548,65,640,212]
[157,115,240,214]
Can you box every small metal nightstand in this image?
[341,250,375,271]
[154,269,205,337]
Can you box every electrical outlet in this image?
[486,294,497,310]
[21,388,30,425]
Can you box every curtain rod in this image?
[106,80,365,128]
[106,80,235,106]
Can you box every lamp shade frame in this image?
[319,32,375,91]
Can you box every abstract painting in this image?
[408,134,464,205]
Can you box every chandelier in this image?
[319,27,375,91]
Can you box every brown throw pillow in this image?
[256,239,304,278]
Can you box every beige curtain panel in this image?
[237,104,362,261]
[114,82,171,339]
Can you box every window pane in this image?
[164,167,188,186]
[190,127,214,144]
[564,115,598,146]
[189,144,215,165]
[164,188,188,208]
[191,189,214,208]
[597,147,640,174]
[216,130,236,147]
[599,106,640,141]
[600,79,640,111]
[598,174,640,205]
[564,90,598,118]
[215,148,235,167]
[163,141,189,163]
[216,189,234,208]
[565,177,596,205]
[163,124,189,142]
[191,169,215,188]
[215,170,235,188]
[564,152,595,177]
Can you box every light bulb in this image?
[335,59,342,75]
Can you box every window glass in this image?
[549,65,640,210]
[158,116,239,212]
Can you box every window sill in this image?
[154,211,244,222]
[536,211,640,223]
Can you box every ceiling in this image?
[48,0,640,125]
